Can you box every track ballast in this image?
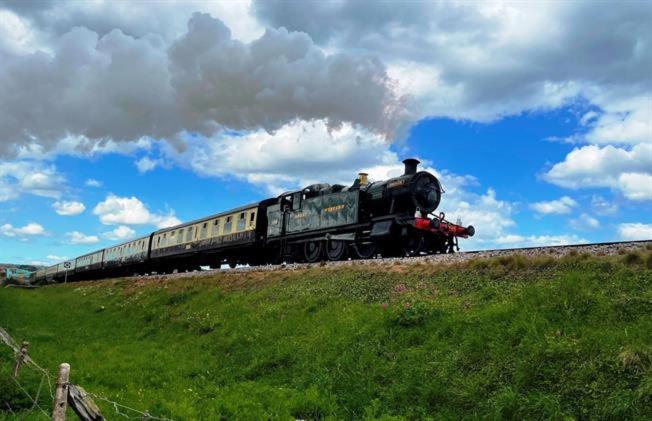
[133,240,651,281]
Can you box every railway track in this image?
[137,239,652,280]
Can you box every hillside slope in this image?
[1,249,651,420]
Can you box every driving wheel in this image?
[353,242,377,259]
[303,241,323,263]
[326,240,347,261]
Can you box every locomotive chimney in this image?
[403,158,420,175]
[358,172,369,185]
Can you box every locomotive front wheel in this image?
[402,232,424,257]
[326,240,347,261]
[304,241,323,263]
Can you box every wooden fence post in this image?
[12,341,29,377]
[52,363,70,421]
[68,384,104,421]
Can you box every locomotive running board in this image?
[287,232,357,244]
[325,233,356,241]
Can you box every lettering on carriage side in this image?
[292,211,307,219]
[324,204,345,213]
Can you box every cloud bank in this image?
[0,12,405,156]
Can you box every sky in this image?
[0,0,650,266]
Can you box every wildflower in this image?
[394,283,408,294]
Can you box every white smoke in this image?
[0,12,406,156]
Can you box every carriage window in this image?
[250,212,256,222]
[212,219,220,236]
[178,229,184,244]
[237,212,246,231]
[200,222,208,239]
[224,216,232,234]
[186,227,193,242]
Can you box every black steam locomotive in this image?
[35,159,474,282]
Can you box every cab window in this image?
[292,191,302,210]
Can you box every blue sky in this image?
[0,1,650,265]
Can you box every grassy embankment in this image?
[1,248,651,420]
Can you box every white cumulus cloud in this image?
[569,213,600,231]
[135,156,159,174]
[93,194,180,228]
[618,223,652,241]
[66,231,99,244]
[544,143,652,200]
[102,225,136,241]
[590,195,618,216]
[494,234,588,248]
[617,173,652,201]
[530,196,577,215]
[1,222,45,237]
[0,160,66,201]
[52,200,85,216]
[84,178,102,187]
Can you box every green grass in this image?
[1,250,651,420]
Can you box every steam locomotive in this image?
[35,159,474,283]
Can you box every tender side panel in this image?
[286,191,359,235]
[322,191,359,228]
[151,207,258,259]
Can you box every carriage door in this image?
[266,204,283,238]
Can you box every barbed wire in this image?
[88,392,175,420]
[1,325,174,420]
[9,374,50,419]
[0,326,52,419]
[0,326,53,379]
